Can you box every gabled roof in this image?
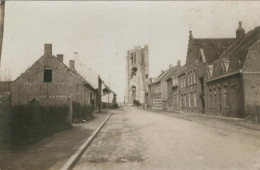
[210,26,260,80]
[15,54,95,90]
[193,38,235,65]
[151,66,181,85]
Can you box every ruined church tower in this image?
[124,45,149,105]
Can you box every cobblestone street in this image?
[74,107,260,170]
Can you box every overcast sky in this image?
[1,1,260,102]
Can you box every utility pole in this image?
[0,0,5,68]
[108,75,110,106]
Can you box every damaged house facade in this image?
[207,23,260,119]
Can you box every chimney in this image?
[57,54,63,63]
[239,21,242,28]
[189,30,193,39]
[169,64,173,68]
[73,52,78,59]
[69,60,75,71]
[177,60,181,66]
[236,21,245,39]
[44,44,52,55]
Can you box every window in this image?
[188,73,190,86]
[133,53,136,64]
[223,87,228,107]
[131,67,137,78]
[194,91,197,108]
[44,67,52,82]
[193,71,196,84]
[190,72,192,85]
[130,53,137,64]
[209,89,212,108]
[176,93,178,106]
[184,95,186,107]
[188,93,191,108]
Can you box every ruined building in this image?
[125,45,149,105]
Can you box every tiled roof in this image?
[151,66,181,85]
[210,26,260,80]
[150,69,170,85]
[193,38,235,65]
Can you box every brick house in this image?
[11,44,95,112]
[207,23,260,119]
[165,61,182,111]
[149,61,181,110]
[179,28,235,113]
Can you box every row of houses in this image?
[147,22,260,121]
[0,44,117,120]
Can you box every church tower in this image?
[125,45,149,105]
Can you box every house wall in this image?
[161,80,168,110]
[11,55,94,107]
[242,73,260,119]
[150,83,162,110]
[242,40,260,119]
[207,74,244,118]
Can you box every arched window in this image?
[44,66,52,82]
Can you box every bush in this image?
[72,102,93,123]
[0,104,71,150]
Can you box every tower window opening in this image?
[131,67,137,78]
[131,52,137,64]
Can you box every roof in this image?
[14,54,95,90]
[193,38,235,65]
[73,61,99,89]
[102,82,116,95]
[150,66,181,85]
[210,26,260,80]
[177,65,186,77]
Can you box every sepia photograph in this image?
[1,1,260,169]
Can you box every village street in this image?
[74,106,260,170]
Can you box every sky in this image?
[1,1,260,102]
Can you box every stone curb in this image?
[175,111,244,121]
[61,112,113,170]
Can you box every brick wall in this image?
[242,73,260,119]
[11,55,94,107]
[207,74,244,118]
